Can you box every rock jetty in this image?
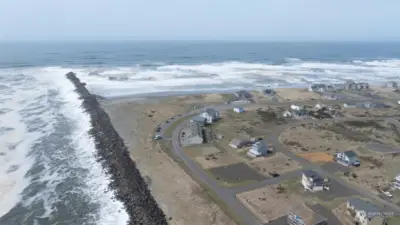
[66,72,168,225]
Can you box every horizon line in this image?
[1,39,400,43]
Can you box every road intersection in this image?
[158,97,400,225]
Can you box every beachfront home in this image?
[290,104,301,111]
[301,170,326,192]
[347,198,383,225]
[392,174,400,190]
[335,150,360,167]
[308,83,335,93]
[200,108,220,124]
[362,102,390,109]
[384,81,398,90]
[190,115,207,126]
[233,107,244,113]
[180,121,204,147]
[345,80,370,92]
[247,141,268,157]
[259,87,276,96]
[322,93,340,100]
[282,110,292,118]
[343,102,358,108]
[229,139,251,149]
[234,90,253,99]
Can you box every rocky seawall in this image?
[66,72,168,225]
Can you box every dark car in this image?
[268,172,280,178]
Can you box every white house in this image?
[343,103,358,108]
[301,171,325,192]
[282,110,292,118]
[247,141,268,157]
[234,90,252,99]
[290,104,301,111]
[315,103,326,109]
[347,198,383,225]
[233,107,244,113]
[393,174,400,190]
[335,150,360,167]
[200,108,220,124]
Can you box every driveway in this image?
[157,97,400,225]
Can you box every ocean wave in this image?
[27,58,400,98]
[0,67,128,225]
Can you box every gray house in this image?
[362,102,390,109]
[180,121,204,147]
[234,90,253,99]
[336,150,360,166]
[190,115,207,126]
[200,108,220,124]
[384,81,398,90]
[347,198,383,225]
[345,80,370,92]
[309,84,327,92]
[343,102,358,108]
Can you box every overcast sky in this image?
[0,0,399,41]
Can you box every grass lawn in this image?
[164,115,193,137]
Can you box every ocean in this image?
[0,41,400,225]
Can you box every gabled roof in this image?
[348,198,381,219]
[302,170,323,180]
[204,108,218,116]
[343,150,358,158]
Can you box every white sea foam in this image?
[1,58,399,223]
[47,59,400,98]
[0,69,46,217]
[0,67,128,225]
[35,67,129,224]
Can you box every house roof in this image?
[344,102,357,106]
[191,115,206,123]
[235,90,252,98]
[183,122,203,139]
[230,139,242,146]
[302,170,323,180]
[343,150,358,158]
[204,108,218,116]
[348,198,381,219]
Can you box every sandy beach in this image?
[101,95,236,225]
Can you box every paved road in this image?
[157,97,400,225]
[171,116,263,225]
[267,124,400,215]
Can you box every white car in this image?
[381,190,393,198]
[153,135,162,140]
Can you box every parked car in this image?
[153,135,162,140]
[381,190,393,198]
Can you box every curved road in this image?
[158,98,400,225]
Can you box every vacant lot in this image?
[208,162,265,186]
[338,120,400,148]
[343,108,400,118]
[236,184,323,224]
[337,149,400,195]
[196,151,241,169]
[298,152,334,163]
[184,145,221,158]
[279,124,363,154]
[275,88,322,101]
[250,152,302,176]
